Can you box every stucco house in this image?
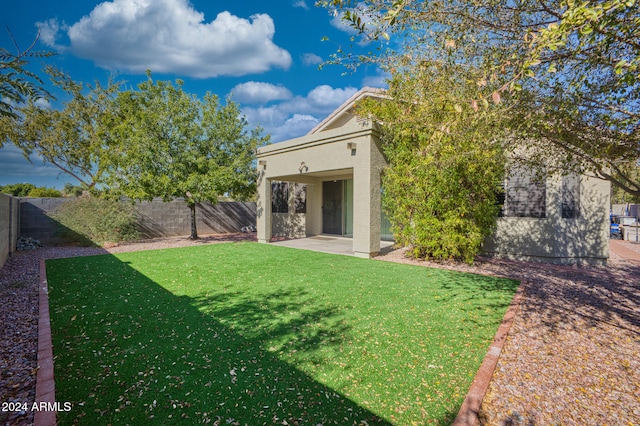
[256,87,611,264]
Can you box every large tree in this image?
[0,67,118,189]
[105,73,268,239]
[319,0,640,196]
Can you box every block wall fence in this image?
[0,194,20,269]
[0,197,256,269]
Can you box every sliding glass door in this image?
[322,179,353,236]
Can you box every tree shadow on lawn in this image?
[424,269,520,326]
[47,254,392,425]
[188,287,353,369]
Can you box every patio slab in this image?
[271,236,394,257]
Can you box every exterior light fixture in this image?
[298,162,308,173]
[258,160,267,170]
[347,142,357,150]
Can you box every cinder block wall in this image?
[134,199,257,238]
[19,198,257,245]
[0,194,20,269]
[19,198,69,244]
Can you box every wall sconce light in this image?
[298,162,308,173]
[347,142,357,150]
[258,160,267,170]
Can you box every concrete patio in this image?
[271,235,395,257]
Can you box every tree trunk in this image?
[188,202,199,240]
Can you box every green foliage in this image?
[0,182,36,196]
[384,155,504,263]
[320,0,640,197]
[62,182,84,197]
[0,183,62,197]
[48,243,518,425]
[0,29,54,125]
[2,67,119,189]
[104,72,269,239]
[361,67,507,263]
[51,197,139,245]
[26,187,62,197]
[611,161,640,204]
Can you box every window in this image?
[271,182,288,213]
[503,168,546,218]
[561,174,580,218]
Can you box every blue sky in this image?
[0,0,387,189]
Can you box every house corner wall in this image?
[256,119,384,257]
[353,134,384,258]
[484,174,610,265]
[256,173,272,244]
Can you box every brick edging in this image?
[452,280,527,426]
[35,259,57,426]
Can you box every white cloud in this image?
[292,1,309,9]
[362,72,389,89]
[37,19,65,50]
[241,85,358,142]
[0,143,77,189]
[34,98,52,109]
[38,0,292,78]
[302,53,323,66]
[307,85,357,108]
[277,114,320,138]
[230,82,292,104]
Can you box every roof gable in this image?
[307,87,387,135]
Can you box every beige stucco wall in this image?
[256,118,386,258]
[484,174,610,264]
[272,211,306,239]
[256,96,610,263]
[269,178,332,239]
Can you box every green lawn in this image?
[47,242,518,425]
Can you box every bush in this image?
[0,183,36,196]
[1,184,63,197]
[361,69,508,264]
[27,187,62,197]
[382,145,504,264]
[62,183,85,197]
[52,197,140,245]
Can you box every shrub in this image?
[382,144,504,264]
[27,187,62,197]
[361,69,508,264]
[62,183,85,197]
[0,183,36,196]
[51,197,140,245]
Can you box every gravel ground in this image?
[377,244,640,425]
[1,235,638,425]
